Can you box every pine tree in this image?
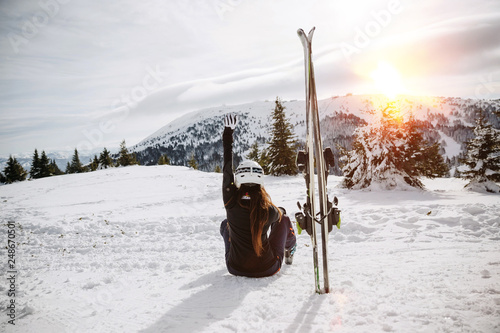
[90,155,99,171]
[0,171,6,184]
[3,156,27,183]
[49,159,64,175]
[246,141,271,173]
[99,148,113,169]
[158,154,170,165]
[257,149,270,174]
[267,97,297,176]
[419,143,449,178]
[246,142,260,161]
[258,148,271,175]
[117,140,138,167]
[403,116,449,178]
[461,111,500,192]
[401,116,425,179]
[340,138,368,189]
[214,165,222,173]
[67,149,85,174]
[188,153,198,170]
[39,151,51,178]
[30,149,41,179]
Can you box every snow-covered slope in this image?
[130,95,500,173]
[1,166,499,332]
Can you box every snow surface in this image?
[1,166,500,332]
[436,130,462,159]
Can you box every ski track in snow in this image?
[1,166,499,332]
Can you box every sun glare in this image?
[370,62,404,100]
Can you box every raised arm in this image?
[222,114,237,205]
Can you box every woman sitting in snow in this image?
[220,114,296,277]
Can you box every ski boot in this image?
[285,244,297,265]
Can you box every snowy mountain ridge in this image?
[131,94,500,174]
[2,94,498,174]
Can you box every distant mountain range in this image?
[3,94,499,175]
[130,94,500,175]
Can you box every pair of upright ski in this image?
[295,27,341,294]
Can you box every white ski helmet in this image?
[234,160,264,188]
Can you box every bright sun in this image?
[370,62,404,100]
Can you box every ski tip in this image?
[297,28,305,37]
[308,27,316,39]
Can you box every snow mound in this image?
[465,180,500,193]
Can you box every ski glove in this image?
[224,114,238,130]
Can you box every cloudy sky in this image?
[1,0,499,156]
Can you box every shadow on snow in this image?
[140,269,276,332]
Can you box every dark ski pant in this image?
[220,215,296,277]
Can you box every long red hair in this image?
[237,185,281,257]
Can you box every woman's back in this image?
[225,199,280,273]
[220,114,296,277]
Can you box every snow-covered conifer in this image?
[342,102,447,190]
[461,111,500,193]
[404,116,449,178]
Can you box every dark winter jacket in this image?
[222,127,280,274]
